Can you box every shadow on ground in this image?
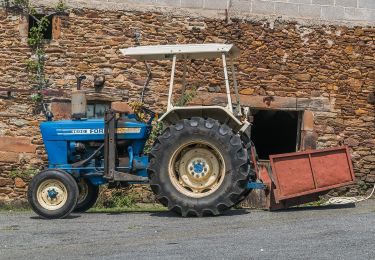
[30,214,81,220]
[274,203,356,212]
[150,208,251,218]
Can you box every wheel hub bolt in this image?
[47,189,58,199]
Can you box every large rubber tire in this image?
[27,169,79,219]
[234,142,258,206]
[148,117,250,217]
[73,179,99,213]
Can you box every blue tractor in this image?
[27,44,256,218]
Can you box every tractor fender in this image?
[158,106,245,132]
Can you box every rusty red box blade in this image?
[269,146,356,202]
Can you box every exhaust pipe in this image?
[71,75,87,120]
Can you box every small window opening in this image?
[251,110,301,160]
[28,14,53,40]
[87,102,110,119]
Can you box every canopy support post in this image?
[222,53,233,112]
[230,60,241,116]
[181,57,187,94]
[167,54,177,111]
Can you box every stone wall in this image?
[29,0,375,25]
[0,4,374,204]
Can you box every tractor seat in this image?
[111,102,133,114]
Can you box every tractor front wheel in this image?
[27,169,79,219]
[148,117,250,217]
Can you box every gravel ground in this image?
[0,201,374,260]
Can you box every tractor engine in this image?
[40,80,151,188]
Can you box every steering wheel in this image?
[139,105,156,117]
[138,105,157,124]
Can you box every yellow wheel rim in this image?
[36,179,68,210]
[168,141,225,198]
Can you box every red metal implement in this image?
[269,146,355,202]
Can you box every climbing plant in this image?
[6,0,67,103]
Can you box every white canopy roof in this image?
[119,44,240,61]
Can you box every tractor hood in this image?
[40,118,148,141]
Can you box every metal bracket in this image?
[112,171,148,182]
[104,110,116,180]
[247,181,265,190]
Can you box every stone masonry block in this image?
[0,136,36,153]
[335,0,358,8]
[0,177,13,187]
[155,0,181,7]
[181,0,204,9]
[288,0,312,3]
[108,0,154,3]
[50,101,71,120]
[344,7,375,21]
[302,110,314,131]
[252,0,275,15]
[52,15,61,40]
[18,15,28,38]
[204,0,229,9]
[274,2,299,17]
[0,151,19,163]
[299,4,321,18]
[321,5,345,20]
[312,0,334,5]
[231,0,251,12]
[358,0,375,9]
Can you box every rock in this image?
[239,88,254,95]
[208,86,221,92]
[366,174,375,183]
[0,187,13,194]
[363,156,375,162]
[347,69,361,79]
[9,118,29,127]
[354,108,367,115]
[344,137,359,147]
[294,73,311,82]
[252,41,263,47]
[14,178,26,188]
[310,90,321,97]
[275,48,284,56]
[0,151,19,163]
[344,45,353,55]
[102,68,113,75]
[367,93,375,104]
[354,28,364,36]
[114,74,126,82]
[347,78,363,91]
[8,104,29,114]
[0,121,8,135]
[0,177,13,187]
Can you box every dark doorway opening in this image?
[251,110,301,160]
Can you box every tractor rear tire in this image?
[148,117,250,217]
[73,179,99,213]
[234,142,258,206]
[27,169,79,219]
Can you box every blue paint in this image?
[128,146,134,171]
[247,182,265,190]
[47,189,58,199]
[193,163,204,174]
[40,113,152,185]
